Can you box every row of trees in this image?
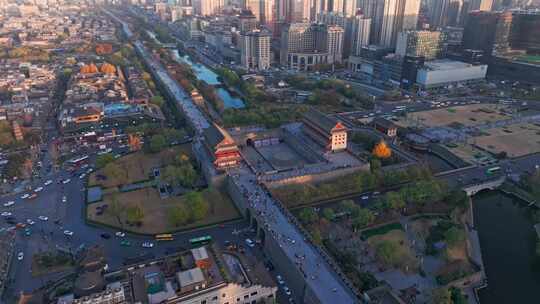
[222,104,305,128]
[275,165,436,206]
[168,191,210,226]
[286,76,374,109]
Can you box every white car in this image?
[62,196,67,203]
[44,180,53,186]
[1,212,12,217]
[38,216,48,221]
[34,187,43,193]
[63,230,74,236]
[361,195,369,200]
[3,201,14,207]
[245,238,255,248]
[142,242,154,248]
[21,194,30,199]
[79,173,86,179]
[62,179,71,184]
[283,286,292,296]
[17,252,24,261]
[276,275,285,285]
[115,232,126,238]
[26,219,35,225]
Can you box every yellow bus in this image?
[155,233,174,241]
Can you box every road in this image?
[1,142,251,299]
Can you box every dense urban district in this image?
[0,0,539,304]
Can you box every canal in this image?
[171,50,245,109]
[473,191,540,303]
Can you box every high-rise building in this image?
[241,29,272,70]
[350,14,372,56]
[262,0,276,28]
[358,0,420,47]
[429,0,463,28]
[238,10,259,32]
[280,23,345,70]
[277,0,292,22]
[470,0,492,11]
[343,0,357,16]
[193,0,224,16]
[510,10,540,53]
[395,30,447,59]
[462,10,512,55]
[327,25,345,63]
[317,11,347,26]
[245,0,262,20]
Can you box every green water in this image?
[473,191,540,303]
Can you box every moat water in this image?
[473,191,540,303]
[171,51,245,109]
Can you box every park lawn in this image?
[88,144,193,188]
[87,187,240,234]
[367,229,418,273]
[31,253,74,277]
[361,222,404,240]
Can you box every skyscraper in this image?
[343,0,357,16]
[327,25,345,63]
[462,10,512,56]
[395,30,447,59]
[350,14,372,56]
[358,0,420,47]
[193,0,224,15]
[262,0,276,27]
[245,0,262,21]
[429,0,463,28]
[470,0,492,11]
[241,29,272,70]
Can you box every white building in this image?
[416,59,488,89]
[241,29,272,70]
[350,14,371,56]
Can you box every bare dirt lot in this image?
[474,123,540,157]
[396,104,510,128]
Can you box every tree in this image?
[299,208,319,224]
[150,95,165,107]
[375,240,400,266]
[108,194,123,227]
[370,158,382,173]
[149,134,167,152]
[311,227,322,245]
[169,204,190,226]
[446,189,469,210]
[450,287,467,304]
[126,205,144,225]
[103,163,124,182]
[322,208,335,221]
[186,191,209,221]
[96,153,115,169]
[444,226,465,247]
[372,140,392,159]
[385,191,405,210]
[352,208,375,229]
[431,288,453,304]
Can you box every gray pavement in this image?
[229,165,358,303]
